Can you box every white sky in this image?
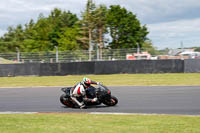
[0,0,200,49]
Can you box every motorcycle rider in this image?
[70,77,100,109]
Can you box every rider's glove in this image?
[91,98,98,102]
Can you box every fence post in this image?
[16,47,20,63]
[137,43,140,60]
[96,44,99,61]
[55,46,59,63]
[89,50,92,61]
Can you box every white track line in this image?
[0,112,37,114]
[0,111,199,116]
[90,112,136,115]
[90,112,200,116]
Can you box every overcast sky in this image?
[0,0,200,49]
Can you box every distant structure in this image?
[159,48,200,59]
[126,52,151,60]
[168,48,194,56]
[126,48,200,60]
[180,51,200,59]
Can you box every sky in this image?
[0,0,200,49]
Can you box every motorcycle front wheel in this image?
[103,95,118,106]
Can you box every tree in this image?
[0,3,151,53]
[0,8,79,52]
[158,48,170,55]
[106,5,149,49]
[47,8,79,50]
[142,41,159,55]
[23,19,38,52]
[33,14,52,51]
[58,26,80,51]
[93,5,107,59]
[79,0,96,50]
[0,26,16,52]
[23,9,79,52]
[194,47,200,52]
[0,25,25,52]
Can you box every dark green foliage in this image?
[0,25,25,52]
[93,5,107,48]
[78,0,96,50]
[0,1,149,52]
[194,47,200,52]
[0,8,79,52]
[142,41,159,55]
[106,5,149,49]
[58,26,80,50]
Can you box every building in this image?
[126,52,151,60]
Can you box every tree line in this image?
[0,0,151,53]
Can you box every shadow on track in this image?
[61,105,111,109]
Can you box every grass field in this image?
[0,73,200,87]
[0,113,200,133]
[1,73,200,133]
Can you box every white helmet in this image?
[82,77,91,87]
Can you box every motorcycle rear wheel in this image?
[60,94,74,108]
[103,96,118,106]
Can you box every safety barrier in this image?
[0,59,199,77]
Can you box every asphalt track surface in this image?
[0,86,200,115]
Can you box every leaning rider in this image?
[70,77,100,109]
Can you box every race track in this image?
[0,86,200,115]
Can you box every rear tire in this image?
[103,96,118,106]
[60,94,74,108]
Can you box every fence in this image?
[0,48,198,64]
[0,59,199,77]
[0,48,156,64]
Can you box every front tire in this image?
[103,96,118,106]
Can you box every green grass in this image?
[0,73,200,87]
[0,57,17,64]
[0,113,200,133]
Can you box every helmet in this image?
[82,77,91,87]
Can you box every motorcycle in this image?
[60,84,118,108]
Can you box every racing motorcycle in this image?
[60,84,118,108]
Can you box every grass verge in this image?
[0,113,200,133]
[0,73,199,87]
